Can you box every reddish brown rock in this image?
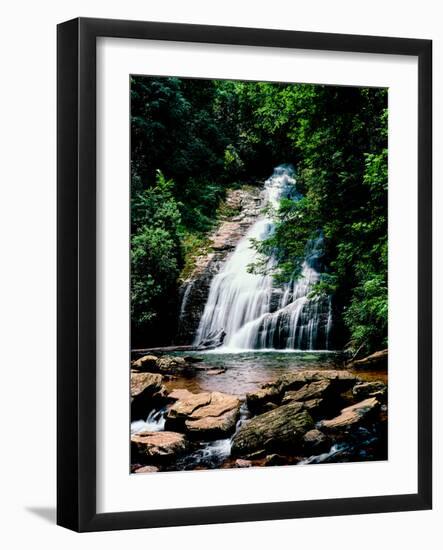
[166,391,241,439]
[131,372,167,417]
[131,431,188,463]
[319,397,380,431]
[167,388,195,402]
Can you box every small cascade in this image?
[131,407,166,434]
[194,165,333,351]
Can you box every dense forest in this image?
[131,76,387,354]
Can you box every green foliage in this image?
[131,171,182,342]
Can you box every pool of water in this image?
[167,350,347,396]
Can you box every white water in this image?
[195,165,332,351]
[131,408,166,434]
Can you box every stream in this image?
[131,351,387,471]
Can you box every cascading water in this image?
[194,165,333,351]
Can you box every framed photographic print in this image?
[57,17,432,532]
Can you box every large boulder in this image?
[131,431,188,464]
[319,397,380,432]
[231,403,314,458]
[166,391,241,439]
[131,372,167,417]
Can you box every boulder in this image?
[166,391,241,439]
[156,355,188,374]
[131,372,163,400]
[319,397,380,432]
[269,370,357,395]
[231,403,314,458]
[131,431,188,463]
[281,379,332,403]
[131,372,167,417]
[347,349,388,369]
[185,407,239,439]
[131,354,158,371]
[246,386,282,414]
[167,388,195,402]
[352,381,387,402]
[302,429,330,454]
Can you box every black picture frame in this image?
[57,17,432,532]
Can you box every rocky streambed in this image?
[130,350,387,473]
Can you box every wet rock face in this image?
[231,404,314,458]
[165,391,241,439]
[176,187,263,344]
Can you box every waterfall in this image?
[194,165,333,351]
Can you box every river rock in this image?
[167,388,196,402]
[269,370,357,395]
[302,429,330,454]
[231,403,314,458]
[131,431,188,463]
[246,386,282,414]
[185,407,239,438]
[156,355,188,374]
[131,372,167,416]
[319,397,380,432]
[131,354,158,371]
[281,379,332,403]
[166,391,241,439]
[352,381,387,401]
[347,349,388,369]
